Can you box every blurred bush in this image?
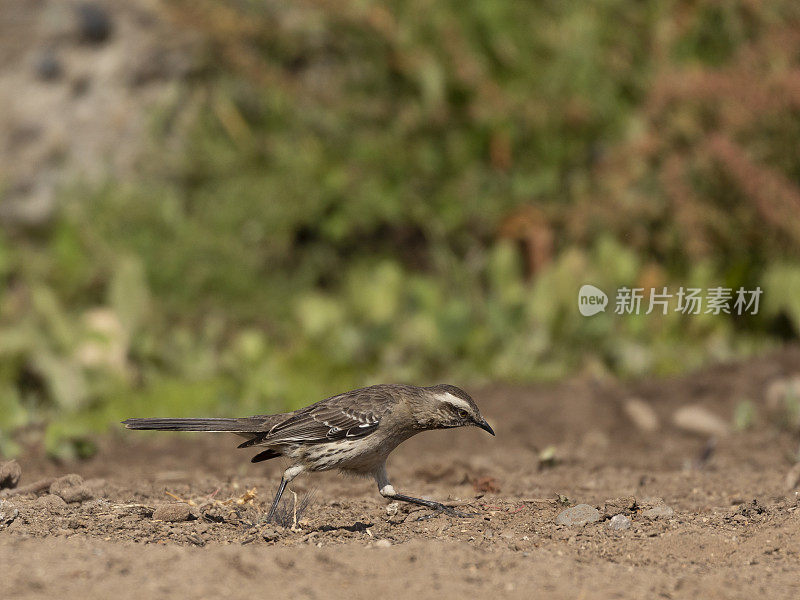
[1,0,799,456]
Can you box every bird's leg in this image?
[374,465,472,519]
[266,464,304,523]
[265,479,287,523]
[290,490,299,531]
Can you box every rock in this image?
[555,504,600,526]
[623,398,659,432]
[386,502,399,517]
[152,503,192,523]
[607,514,631,530]
[0,500,19,526]
[673,404,729,437]
[34,494,68,513]
[50,474,93,503]
[0,460,22,490]
[374,539,392,548]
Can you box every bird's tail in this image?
[122,417,263,432]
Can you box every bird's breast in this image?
[291,429,417,474]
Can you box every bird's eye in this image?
[457,409,470,419]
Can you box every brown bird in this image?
[123,383,494,521]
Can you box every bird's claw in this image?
[415,504,475,521]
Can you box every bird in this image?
[123,383,494,521]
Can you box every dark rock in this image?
[76,3,113,44]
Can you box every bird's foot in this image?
[415,503,475,521]
[290,490,301,531]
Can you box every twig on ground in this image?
[165,490,195,505]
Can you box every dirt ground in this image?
[3,350,800,599]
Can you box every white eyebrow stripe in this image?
[437,392,472,412]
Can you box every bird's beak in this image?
[476,419,495,436]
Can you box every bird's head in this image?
[417,384,495,436]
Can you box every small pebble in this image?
[0,460,22,490]
[374,539,392,548]
[555,504,600,526]
[607,514,631,530]
[152,503,192,523]
[386,502,399,517]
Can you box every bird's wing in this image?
[244,387,399,446]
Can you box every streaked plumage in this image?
[124,383,494,520]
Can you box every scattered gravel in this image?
[556,504,600,526]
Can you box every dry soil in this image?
[3,350,800,599]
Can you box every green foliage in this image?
[1,0,798,456]
[734,399,757,431]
